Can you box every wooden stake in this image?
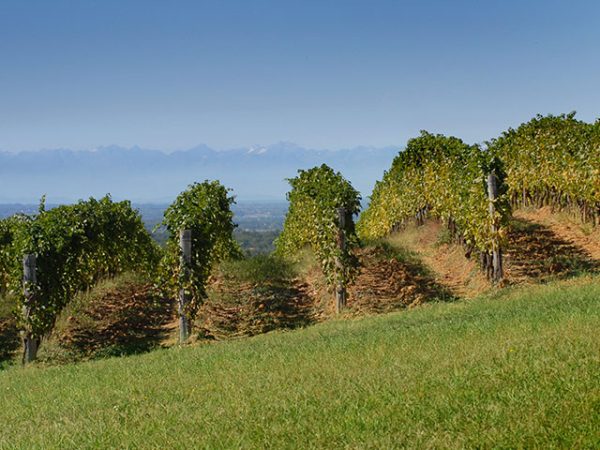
[179,230,192,343]
[487,173,503,283]
[335,207,347,314]
[22,254,39,364]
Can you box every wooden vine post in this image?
[487,172,504,283]
[22,254,39,364]
[335,207,347,314]
[178,229,192,343]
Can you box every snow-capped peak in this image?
[247,146,268,155]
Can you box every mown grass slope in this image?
[1,277,599,449]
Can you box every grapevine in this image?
[357,131,510,276]
[275,164,361,292]
[0,196,159,344]
[158,181,241,325]
[490,113,599,225]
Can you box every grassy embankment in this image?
[0,276,598,448]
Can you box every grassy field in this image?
[0,277,599,449]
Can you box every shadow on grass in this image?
[44,282,175,363]
[0,318,20,368]
[348,242,457,315]
[506,218,600,282]
[0,294,20,368]
[199,284,315,340]
[199,255,315,339]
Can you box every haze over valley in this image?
[0,143,397,204]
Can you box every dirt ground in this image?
[513,207,600,259]
[197,278,315,340]
[45,280,175,360]
[381,210,599,297]
[504,208,599,284]
[384,221,490,298]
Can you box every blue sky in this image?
[1,0,599,152]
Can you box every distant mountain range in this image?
[0,143,399,203]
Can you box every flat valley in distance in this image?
[0,201,287,255]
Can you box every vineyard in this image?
[0,113,599,368]
[359,113,599,281]
[492,113,599,223]
[357,131,509,281]
[0,196,158,362]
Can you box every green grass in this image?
[216,254,296,285]
[1,278,599,449]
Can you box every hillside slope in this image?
[1,278,598,449]
[384,209,600,298]
[4,208,597,366]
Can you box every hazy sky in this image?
[1,0,599,152]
